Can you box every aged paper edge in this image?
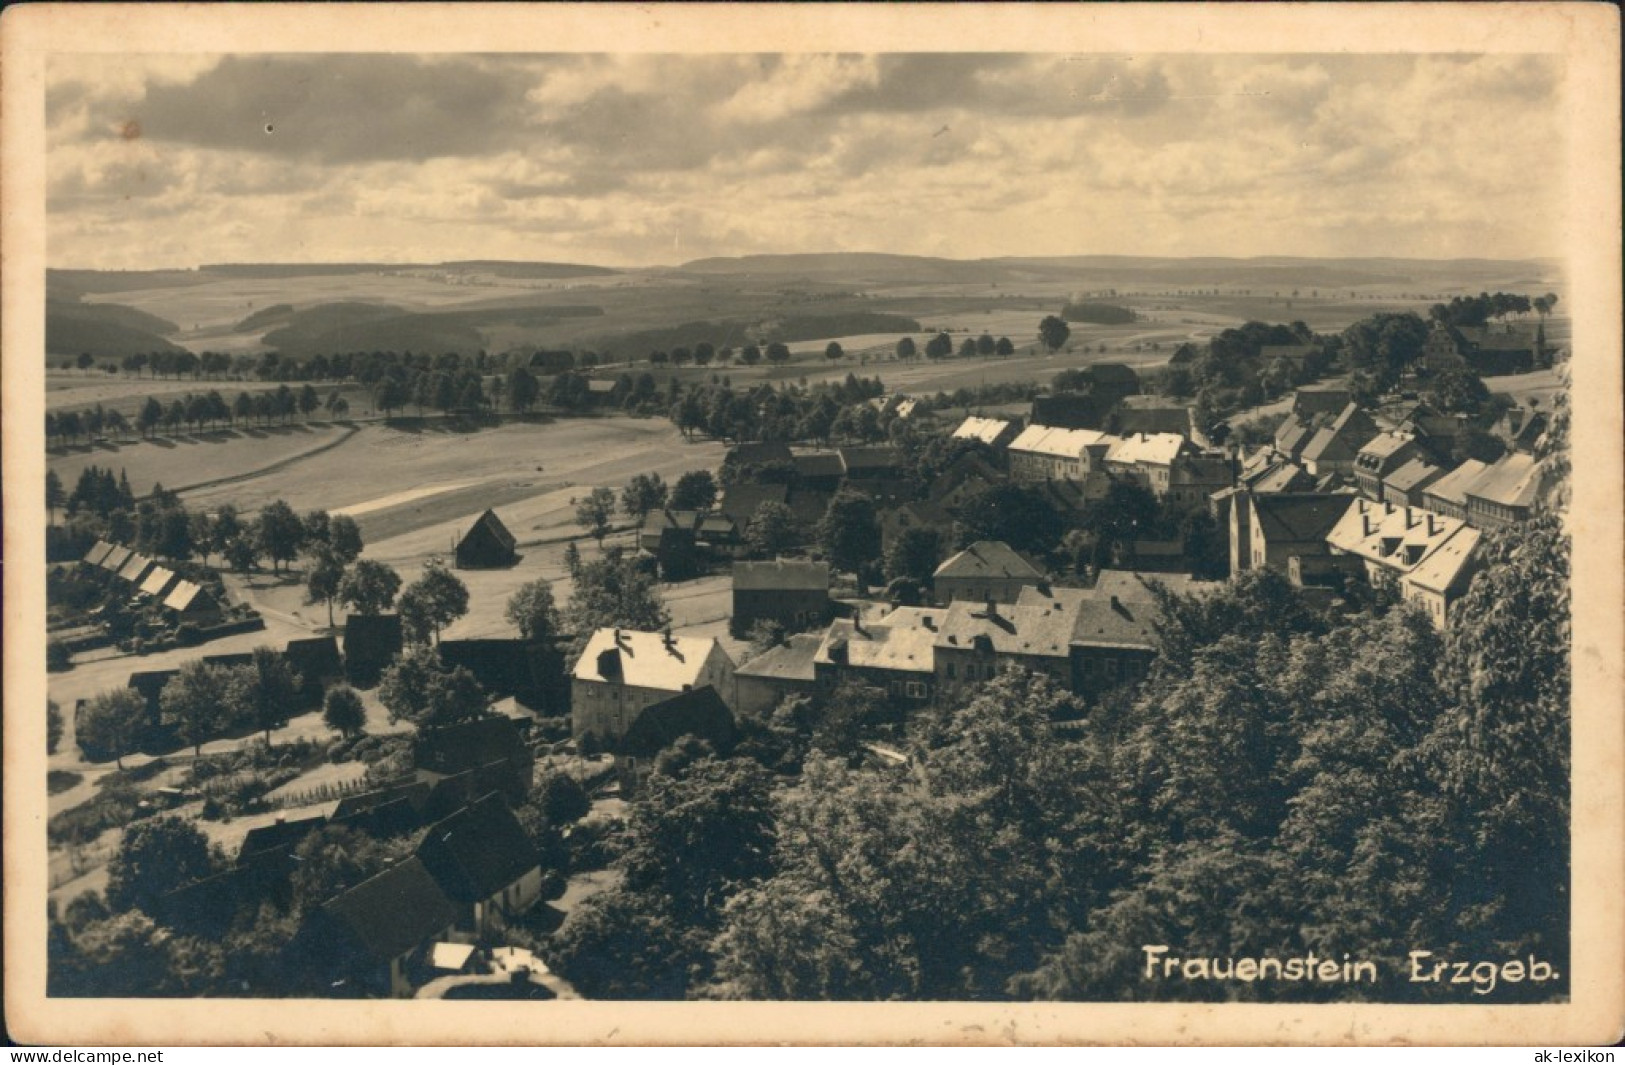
[3,1,1621,1047]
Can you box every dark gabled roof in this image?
[1250,493,1355,544]
[793,452,845,479]
[1260,344,1313,362]
[1031,393,1111,430]
[1111,406,1192,438]
[413,715,529,777]
[718,483,790,525]
[240,814,329,861]
[733,559,830,592]
[1293,386,1354,419]
[436,640,535,696]
[1301,403,1378,464]
[416,793,541,903]
[1084,362,1142,387]
[934,541,1043,582]
[202,651,254,670]
[333,779,432,820]
[726,442,794,467]
[1458,325,1537,352]
[619,685,737,759]
[838,446,904,472]
[320,857,457,962]
[344,613,403,662]
[734,633,823,684]
[457,509,517,555]
[284,636,343,680]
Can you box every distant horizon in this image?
[48,53,1566,270]
[47,250,1566,275]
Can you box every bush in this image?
[47,638,73,672]
[173,623,201,647]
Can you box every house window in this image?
[946,663,956,679]
[906,681,927,699]
[1105,658,1119,680]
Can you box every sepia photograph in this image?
[4,2,1621,1048]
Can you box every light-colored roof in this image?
[952,416,1015,445]
[572,628,729,690]
[815,618,936,675]
[1358,431,1417,463]
[99,545,133,572]
[735,633,823,683]
[163,580,213,613]
[935,601,1075,660]
[934,541,1043,582]
[1301,404,1378,464]
[117,552,155,582]
[1383,457,1445,494]
[431,942,478,971]
[733,559,829,592]
[1326,498,1465,573]
[1106,432,1186,467]
[83,540,117,566]
[1009,424,1116,459]
[139,565,177,598]
[1404,526,1483,594]
[1422,459,1488,507]
[1465,452,1546,510]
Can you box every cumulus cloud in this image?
[45,52,1564,268]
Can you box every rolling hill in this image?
[45,299,186,358]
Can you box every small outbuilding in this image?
[454,509,519,570]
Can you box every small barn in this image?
[284,636,344,707]
[162,580,223,625]
[454,510,519,570]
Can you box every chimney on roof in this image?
[922,614,936,632]
[1405,508,1417,529]
[985,597,998,618]
[1361,513,1371,537]
[1427,512,1438,535]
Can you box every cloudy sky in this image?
[47,52,1564,269]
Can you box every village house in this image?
[732,633,822,717]
[1353,431,1426,500]
[814,607,943,706]
[731,559,832,636]
[792,451,846,492]
[839,446,906,481]
[137,564,181,602]
[1077,363,1143,403]
[116,551,157,589]
[1399,525,1484,629]
[1007,425,1117,482]
[454,509,519,569]
[1299,403,1380,477]
[1272,413,1320,461]
[1109,401,1200,443]
[416,793,545,939]
[1462,451,1548,531]
[82,539,117,569]
[1030,392,1114,431]
[1165,451,1234,509]
[638,510,702,579]
[1238,450,1317,495]
[161,580,222,625]
[1420,458,1489,521]
[300,857,458,998]
[1325,498,1470,595]
[1293,385,1355,420]
[1380,456,1447,510]
[880,499,954,554]
[284,635,343,707]
[615,686,737,793]
[926,453,1005,512]
[951,415,1023,454]
[717,482,790,531]
[571,628,736,744]
[413,715,534,807]
[1232,492,1355,576]
[932,598,1076,704]
[97,544,134,578]
[932,541,1043,604]
[1490,405,1549,453]
[1425,322,1537,377]
[1104,432,1191,497]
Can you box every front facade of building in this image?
[571,629,736,743]
[731,560,832,636]
[933,541,1043,604]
